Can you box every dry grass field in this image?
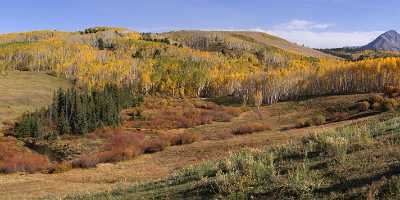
[0,92,380,199]
[0,71,71,132]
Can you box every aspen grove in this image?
[1,29,400,105]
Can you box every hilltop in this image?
[163,30,336,59]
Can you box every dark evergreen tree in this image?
[13,84,143,138]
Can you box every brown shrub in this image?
[132,98,241,129]
[0,137,49,173]
[356,101,370,112]
[384,86,400,98]
[212,112,235,122]
[383,98,398,111]
[203,128,235,140]
[312,114,326,125]
[296,118,309,128]
[384,86,395,97]
[48,162,73,174]
[1,120,14,129]
[297,115,326,128]
[372,102,383,111]
[232,122,271,135]
[193,101,219,110]
[143,138,167,153]
[369,95,385,104]
[332,112,349,121]
[160,132,199,146]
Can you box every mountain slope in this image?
[163,30,337,59]
[362,30,400,51]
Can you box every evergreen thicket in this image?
[14,85,143,138]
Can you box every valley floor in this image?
[0,94,376,200]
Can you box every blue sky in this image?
[1,0,399,48]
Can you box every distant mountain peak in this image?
[362,30,400,51]
[385,30,398,34]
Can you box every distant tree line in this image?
[13,85,143,139]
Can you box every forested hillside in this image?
[1,28,400,106]
[319,48,400,61]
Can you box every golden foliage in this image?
[2,30,400,104]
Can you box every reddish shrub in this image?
[74,131,146,168]
[0,154,49,173]
[132,98,242,129]
[72,154,99,168]
[72,146,143,168]
[87,127,121,140]
[232,123,271,135]
[106,132,145,150]
[0,137,49,173]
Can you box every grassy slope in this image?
[0,94,375,200]
[164,30,337,59]
[64,113,400,200]
[0,71,71,132]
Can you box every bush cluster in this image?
[73,129,199,168]
[297,114,326,128]
[0,137,49,173]
[131,98,241,129]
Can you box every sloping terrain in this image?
[0,94,381,199]
[163,30,337,59]
[72,113,400,200]
[0,71,71,132]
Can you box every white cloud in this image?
[273,19,332,31]
[263,30,382,49]
[253,19,384,48]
